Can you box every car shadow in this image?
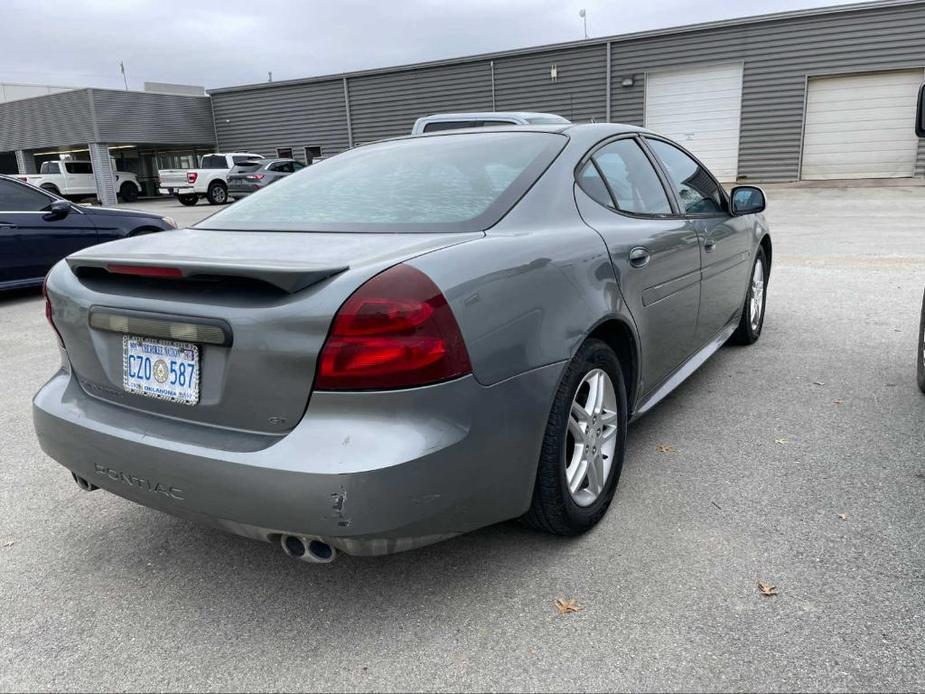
[0,287,42,306]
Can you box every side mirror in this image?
[730,186,766,216]
[916,83,925,138]
[44,199,72,221]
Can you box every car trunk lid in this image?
[49,228,481,434]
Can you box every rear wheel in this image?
[523,339,627,535]
[178,194,198,206]
[119,182,139,202]
[207,182,228,205]
[730,247,768,345]
[917,289,925,394]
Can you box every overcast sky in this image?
[5,0,865,91]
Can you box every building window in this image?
[276,147,293,159]
[304,145,322,164]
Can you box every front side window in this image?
[0,179,52,212]
[197,131,566,233]
[645,138,725,215]
[587,139,672,215]
[64,161,92,174]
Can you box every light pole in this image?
[579,9,588,39]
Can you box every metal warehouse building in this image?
[210,0,925,183]
[2,0,924,204]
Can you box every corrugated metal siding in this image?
[610,2,925,180]
[348,60,493,144]
[493,44,607,122]
[0,89,94,150]
[90,90,215,144]
[212,80,349,158]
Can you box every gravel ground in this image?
[1,185,923,692]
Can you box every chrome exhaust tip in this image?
[280,535,337,563]
[72,472,99,492]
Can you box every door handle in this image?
[704,238,716,253]
[629,247,651,268]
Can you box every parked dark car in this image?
[0,175,176,291]
[227,158,305,200]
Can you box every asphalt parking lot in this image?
[2,185,924,692]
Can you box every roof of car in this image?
[412,122,651,138]
[419,111,568,121]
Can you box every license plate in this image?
[123,336,200,405]
[167,188,175,194]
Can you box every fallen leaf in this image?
[555,597,582,614]
[656,444,677,453]
[833,399,843,405]
[758,581,778,597]
[775,438,788,445]
[812,380,826,386]
[837,513,848,521]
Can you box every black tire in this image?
[178,194,198,206]
[207,181,228,205]
[730,246,769,345]
[917,289,925,394]
[41,183,60,196]
[119,182,139,203]
[523,339,628,535]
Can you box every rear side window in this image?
[40,162,61,174]
[645,138,725,215]
[64,161,92,174]
[198,131,566,233]
[0,179,53,211]
[577,162,613,208]
[581,139,672,215]
[201,155,227,169]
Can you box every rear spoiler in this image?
[66,256,347,294]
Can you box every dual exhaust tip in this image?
[72,471,336,564]
[280,534,337,563]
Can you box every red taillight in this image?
[245,174,265,181]
[42,276,64,348]
[316,264,472,390]
[107,264,184,278]
[186,172,198,184]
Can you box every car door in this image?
[63,161,95,195]
[573,136,702,395]
[643,137,753,345]
[0,178,97,283]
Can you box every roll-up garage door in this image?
[644,63,744,181]
[801,70,923,180]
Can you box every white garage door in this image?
[801,70,923,180]
[645,63,744,181]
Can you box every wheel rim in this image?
[749,258,765,331]
[214,187,226,202]
[565,368,619,507]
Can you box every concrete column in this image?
[15,150,36,174]
[88,143,117,206]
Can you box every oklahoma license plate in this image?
[123,336,200,405]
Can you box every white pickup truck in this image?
[18,159,141,202]
[158,152,264,206]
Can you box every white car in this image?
[411,111,570,135]
[158,153,264,206]
[18,159,141,202]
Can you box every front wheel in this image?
[523,339,628,535]
[207,182,228,205]
[177,194,198,206]
[730,247,768,345]
[917,289,925,394]
[119,182,139,202]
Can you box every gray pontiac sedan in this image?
[34,124,771,562]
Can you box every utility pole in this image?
[268,71,273,83]
[120,61,128,90]
[579,9,588,39]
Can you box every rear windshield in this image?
[197,131,566,233]
[230,162,265,174]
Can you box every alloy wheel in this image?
[750,258,765,331]
[565,368,619,507]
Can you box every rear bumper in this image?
[158,186,195,196]
[33,363,562,555]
